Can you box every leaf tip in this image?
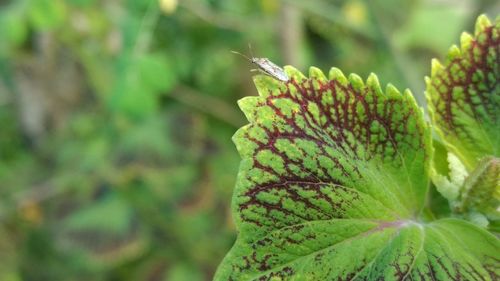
[385,83,401,97]
[308,66,327,82]
[474,14,492,35]
[348,73,364,91]
[424,76,431,86]
[232,124,249,149]
[366,73,382,95]
[431,58,444,77]
[328,67,348,86]
[446,45,461,61]
[284,65,306,82]
[402,88,414,99]
[460,32,473,51]
[237,96,261,122]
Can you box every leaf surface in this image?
[455,156,500,229]
[426,15,499,169]
[216,66,500,280]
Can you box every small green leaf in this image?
[426,15,499,170]
[215,66,500,280]
[432,152,468,201]
[456,157,499,223]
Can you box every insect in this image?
[231,45,289,82]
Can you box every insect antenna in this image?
[230,50,251,62]
[248,43,255,59]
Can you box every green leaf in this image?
[432,152,468,202]
[426,15,499,170]
[455,157,500,226]
[28,0,67,30]
[61,195,131,234]
[0,5,28,52]
[58,194,147,269]
[110,53,177,118]
[216,66,499,280]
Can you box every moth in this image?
[231,45,289,82]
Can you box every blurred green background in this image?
[0,0,498,280]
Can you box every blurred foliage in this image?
[0,0,498,280]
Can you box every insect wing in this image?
[254,58,289,82]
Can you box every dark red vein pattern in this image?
[426,16,499,169]
[234,69,430,236]
[216,26,500,279]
